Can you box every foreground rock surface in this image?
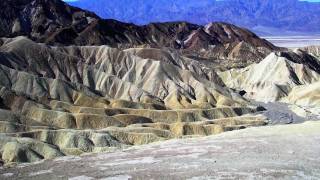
[1,121,319,179]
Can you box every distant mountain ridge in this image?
[68,0,320,35]
[0,0,278,65]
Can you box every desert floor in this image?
[1,121,319,180]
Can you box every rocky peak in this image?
[0,0,279,62]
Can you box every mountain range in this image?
[0,0,279,68]
[68,0,320,35]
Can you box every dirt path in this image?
[1,121,320,180]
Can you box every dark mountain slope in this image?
[0,0,278,63]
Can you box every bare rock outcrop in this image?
[0,37,267,165]
[218,51,320,102]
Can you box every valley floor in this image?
[1,121,320,180]
[264,35,320,48]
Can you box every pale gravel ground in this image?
[1,121,320,180]
[252,101,306,124]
